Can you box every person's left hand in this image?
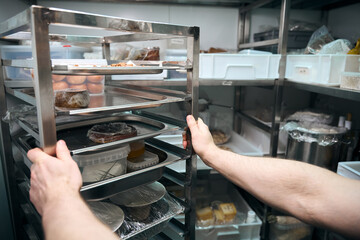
[27,140,82,216]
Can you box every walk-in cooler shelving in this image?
[0,5,199,240]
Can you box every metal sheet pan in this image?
[7,86,185,115]
[18,113,180,154]
[15,134,185,201]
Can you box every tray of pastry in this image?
[14,133,185,200]
[6,85,186,115]
[52,60,190,75]
[16,113,180,154]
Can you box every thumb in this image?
[186,115,198,134]
[56,140,72,161]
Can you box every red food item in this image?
[88,122,137,143]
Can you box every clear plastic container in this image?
[72,144,130,183]
[127,150,159,172]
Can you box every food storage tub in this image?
[171,174,261,240]
[0,45,88,80]
[269,216,313,240]
[285,55,360,86]
[127,150,159,172]
[72,144,130,183]
[340,72,360,90]
[284,122,347,171]
[199,53,280,80]
[337,161,360,180]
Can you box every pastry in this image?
[54,89,90,109]
[52,81,69,91]
[87,75,104,83]
[87,82,104,94]
[87,122,137,143]
[67,75,86,84]
[219,203,237,222]
[69,84,87,90]
[211,130,230,145]
[52,74,66,82]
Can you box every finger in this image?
[27,148,52,164]
[56,140,72,162]
[186,115,198,134]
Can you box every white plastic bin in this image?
[285,55,360,86]
[1,45,88,80]
[199,53,280,80]
[337,161,360,180]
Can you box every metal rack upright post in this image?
[0,5,199,240]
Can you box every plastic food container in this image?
[51,59,107,95]
[199,53,280,80]
[128,140,145,159]
[340,72,360,90]
[285,55,360,86]
[0,45,88,80]
[72,144,130,183]
[337,161,360,180]
[127,150,159,172]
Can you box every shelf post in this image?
[30,7,57,155]
[185,27,199,240]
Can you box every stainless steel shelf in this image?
[284,80,360,102]
[236,110,272,133]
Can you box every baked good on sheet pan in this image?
[87,122,137,143]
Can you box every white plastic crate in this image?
[285,55,360,86]
[337,161,360,180]
[199,53,281,80]
[1,45,88,80]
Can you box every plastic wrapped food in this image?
[87,122,137,143]
[128,140,145,159]
[318,39,352,54]
[115,192,184,240]
[127,150,159,172]
[285,110,333,125]
[87,201,125,232]
[54,89,90,109]
[74,144,130,183]
[305,26,334,54]
[283,122,346,146]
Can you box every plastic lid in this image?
[87,201,124,232]
[110,181,166,207]
[127,150,159,172]
[72,144,130,167]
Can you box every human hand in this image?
[27,140,82,216]
[183,115,217,163]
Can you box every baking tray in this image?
[52,60,190,76]
[14,134,185,201]
[6,85,185,115]
[17,113,180,154]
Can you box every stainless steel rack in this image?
[0,5,199,240]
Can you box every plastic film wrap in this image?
[319,39,352,55]
[283,122,346,146]
[87,122,137,144]
[305,26,334,54]
[285,110,333,125]
[108,182,183,240]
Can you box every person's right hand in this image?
[183,115,217,163]
[27,140,82,216]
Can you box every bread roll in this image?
[52,75,66,82]
[87,82,104,94]
[69,84,87,90]
[67,75,86,84]
[87,75,104,83]
[53,81,69,91]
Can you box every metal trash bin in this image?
[284,122,347,171]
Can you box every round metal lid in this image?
[87,201,124,232]
[110,181,166,207]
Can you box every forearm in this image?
[42,194,118,240]
[202,147,360,238]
